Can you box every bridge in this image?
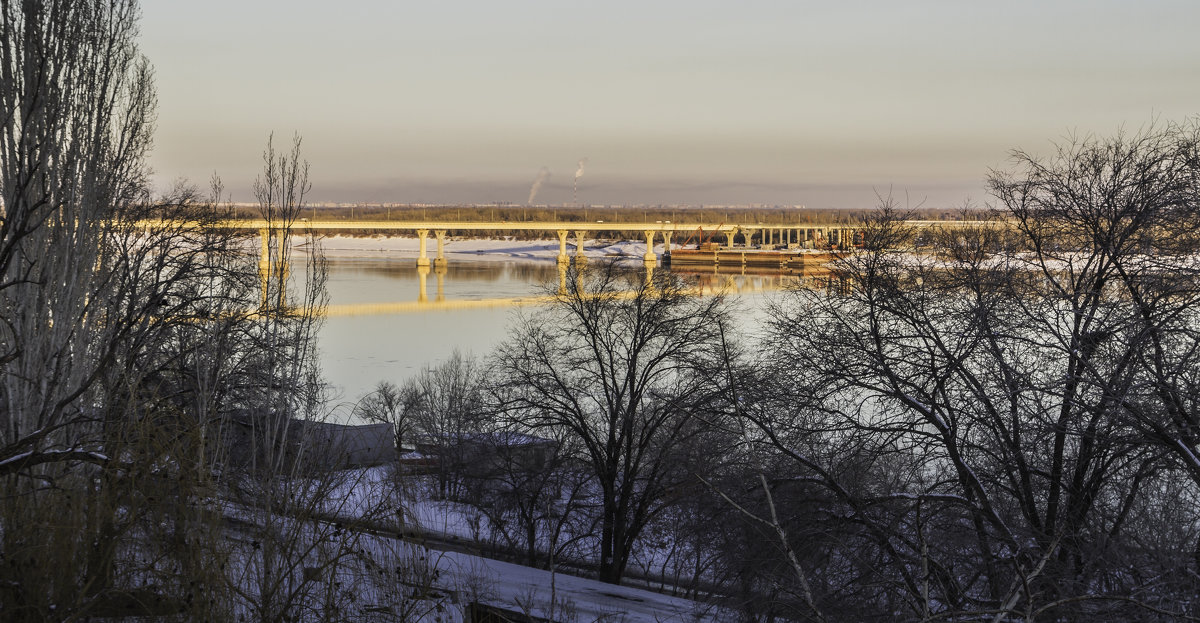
[139,214,952,312]
[169,218,998,268]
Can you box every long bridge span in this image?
[173,218,999,267]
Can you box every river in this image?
[317,258,559,406]
[316,256,793,413]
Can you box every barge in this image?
[668,246,835,272]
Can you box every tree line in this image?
[4,1,1200,620]
[361,121,1200,621]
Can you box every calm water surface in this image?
[317,259,559,406]
[317,257,786,410]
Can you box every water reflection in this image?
[317,257,835,406]
[321,258,560,305]
[321,257,826,312]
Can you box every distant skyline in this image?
[141,1,1200,209]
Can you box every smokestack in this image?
[527,167,551,205]
[574,158,588,205]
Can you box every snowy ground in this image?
[315,467,726,622]
[427,547,721,622]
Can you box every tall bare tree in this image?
[989,123,1200,488]
[0,2,231,618]
[749,121,1200,620]
[494,261,731,583]
[216,134,378,623]
[406,350,489,500]
[0,0,155,477]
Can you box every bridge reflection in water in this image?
[319,260,836,317]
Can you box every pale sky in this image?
[140,1,1200,208]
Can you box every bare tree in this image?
[461,425,594,570]
[216,134,378,623]
[494,261,731,584]
[404,350,489,500]
[750,132,1200,620]
[989,122,1200,488]
[355,381,422,461]
[0,0,155,476]
[0,2,247,618]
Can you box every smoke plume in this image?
[527,167,551,205]
[574,158,588,204]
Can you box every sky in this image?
[140,1,1200,209]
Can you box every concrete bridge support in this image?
[661,232,672,261]
[556,230,569,264]
[573,230,587,264]
[434,230,447,267]
[643,230,657,265]
[417,229,430,267]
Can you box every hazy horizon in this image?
[141,1,1200,209]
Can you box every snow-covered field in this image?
[425,547,721,622]
[312,466,726,622]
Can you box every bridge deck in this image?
[136,219,1001,233]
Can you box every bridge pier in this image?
[416,229,430,267]
[661,231,672,262]
[434,230,447,267]
[643,230,657,265]
[573,230,587,264]
[556,230,569,264]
